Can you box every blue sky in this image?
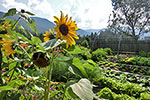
[0,0,113,29]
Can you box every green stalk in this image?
[0,45,3,86]
[12,17,21,30]
[19,44,31,59]
[44,49,55,100]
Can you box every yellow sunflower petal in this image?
[54,16,60,23]
[44,37,50,42]
[69,31,79,39]
[53,11,79,48]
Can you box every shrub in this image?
[97,87,136,100]
[92,48,108,61]
[103,48,113,55]
[97,87,113,100]
[79,46,92,60]
[140,92,150,100]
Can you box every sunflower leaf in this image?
[25,11,35,16]
[40,39,64,50]
[31,36,42,44]
[65,45,85,54]
[3,8,16,18]
[26,19,38,35]
[70,78,94,100]
[0,86,14,92]
[72,57,88,78]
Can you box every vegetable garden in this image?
[0,8,150,100]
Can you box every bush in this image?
[79,46,92,60]
[139,51,150,57]
[103,48,113,55]
[140,92,150,100]
[92,48,108,61]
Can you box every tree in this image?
[109,0,150,53]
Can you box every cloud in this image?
[67,0,113,29]
[1,0,54,20]
[28,0,54,20]
[0,0,113,29]
[1,0,31,11]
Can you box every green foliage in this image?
[72,57,88,78]
[26,19,38,35]
[139,51,150,57]
[117,56,150,66]
[140,92,150,100]
[0,86,14,91]
[65,45,86,54]
[103,48,113,55]
[31,36,42,44]
[97,87,113,99]
[97,87,136,100]
[79,46,92,60]
[81,40,89,48]
[94,76,147,98]
[3,8,16,18]
[92,48,108,61]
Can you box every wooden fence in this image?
[88,37,150,52]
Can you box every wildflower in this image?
[55,50,61,55]
[25,94,28,97]
[37,95,40,98]
[19,75,24,79]
[32,51,50,67]
[2,22,11,31]
[19,90,23,93]
[20,43,28,48]
[0,35,14,56]
[1,69,6,74]
[49,87,55,90]
[33,96,36,100]
[43,29,53,42]
[53,11,79,48]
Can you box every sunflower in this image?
[0,35,14,56]
[53,11,79,48]
[43,29,53,42]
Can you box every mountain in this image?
[0,11,55,33]
[76,29,90,36]
[0,11,102,36]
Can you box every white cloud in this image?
[0,0,113,29]
[28,0,54,20]
[1,0,31,11]
[68,0,113,29]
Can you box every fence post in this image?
[117,35,122,59]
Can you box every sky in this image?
[0,0,113,30]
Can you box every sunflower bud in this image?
[32,51,50,67]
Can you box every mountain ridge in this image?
[0,11,95,36]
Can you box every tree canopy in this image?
[109,0,150,40]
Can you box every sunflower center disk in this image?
[59,24,68,36]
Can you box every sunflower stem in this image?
[12,17,21,30]
[19,44,31,59]
[44,48,55,100]
[0,45,3,86]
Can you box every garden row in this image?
[103,69,150,91]
[116,56,150,66]
[94,75,150,100]
[98,61,150,75]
